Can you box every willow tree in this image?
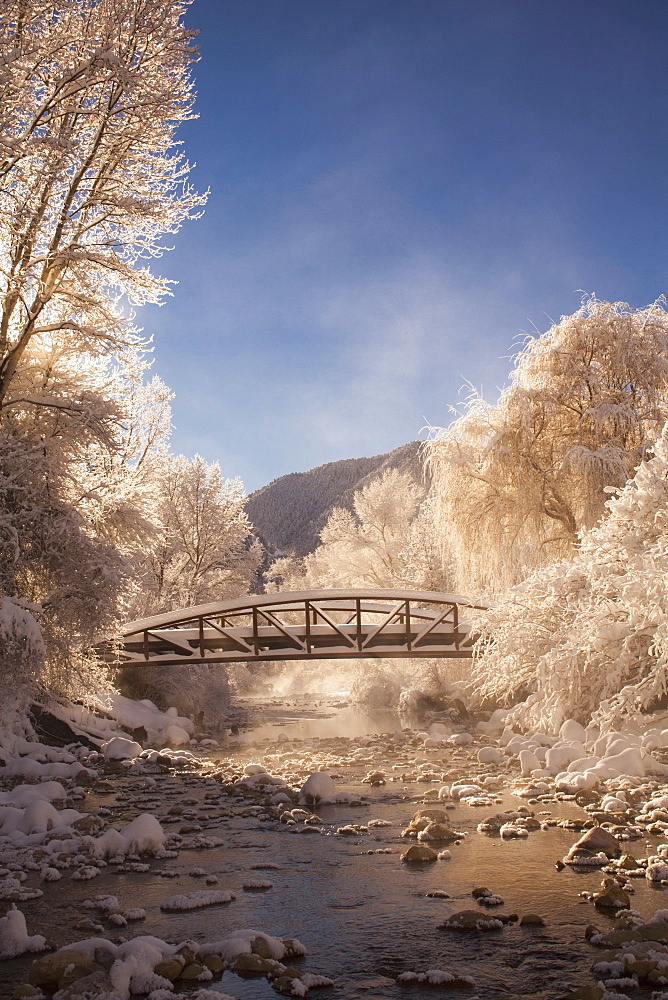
[427,298,668,595]
[469,421,668,734]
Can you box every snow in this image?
[0,904,47,959]
[165,724,191,747]
[92,813,166,859]
[160,889,236,911]
[398,969,476,986]
[300,772,336,804]
[85,693,195,748]
[101,736,142,760]
[199,929,306,962]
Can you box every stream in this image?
[3,697,668,999]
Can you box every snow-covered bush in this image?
[470,421,668,732]
[120,663,231,731]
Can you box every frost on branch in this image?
[470,421,668,732]
[427,297,668,594]
[0,598,44,721]
[0,0,206,410]
[0,1,205,697]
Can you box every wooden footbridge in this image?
[104,589,488,667]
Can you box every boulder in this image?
[274,975,301,994]
[593,883,630,911]
[401,845,437,863]
[639,922,668,942]
[154,959,185,982]
[568,826,619,860]
[58,963,106,989]
[558,988,603,1000]
[417,822,458,843]
[29,950,95,988]
[402,808,450,837]
[440,909,504,932]
[52,971,114,1000]
[233,953,281,975]
[179,963,209,981]
[477,746,503,765]
[251,935,277,959]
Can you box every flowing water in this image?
[3,699,668,999]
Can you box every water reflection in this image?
[231,697,406,742]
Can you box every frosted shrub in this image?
[470,421,668,732]
[351,661,403,708]
[120,664,230,731]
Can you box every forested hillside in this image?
[246,441,425,557]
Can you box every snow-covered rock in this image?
[300,772,335,804]
[101,737,142,760]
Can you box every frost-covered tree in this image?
[428,298,668,594]
[469,421,668,733]
[0,598,46,723]
[0,0,204,413]
[123,455,261,729]
[0,349,170,698]
[272,468,432,591]
[263,469,454,713]
[0,0,203,703]
[135,454,262,615]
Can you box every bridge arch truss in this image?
[105,589,489,667]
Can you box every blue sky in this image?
[145,0,668,493]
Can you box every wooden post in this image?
[252,607,259,657]
[356,598,362,651]
[199,617,205,658]
[453,603,459,650]
[304,601,312,654]
[405,601,411,651]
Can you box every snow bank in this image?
[60,693,195,749]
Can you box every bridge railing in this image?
[101,589,490,666]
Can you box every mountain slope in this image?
[246,441,426,558]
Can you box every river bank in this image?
[4,700,668,999]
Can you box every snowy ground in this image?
[5,699,668,998]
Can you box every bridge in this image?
[105,589,488,667]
